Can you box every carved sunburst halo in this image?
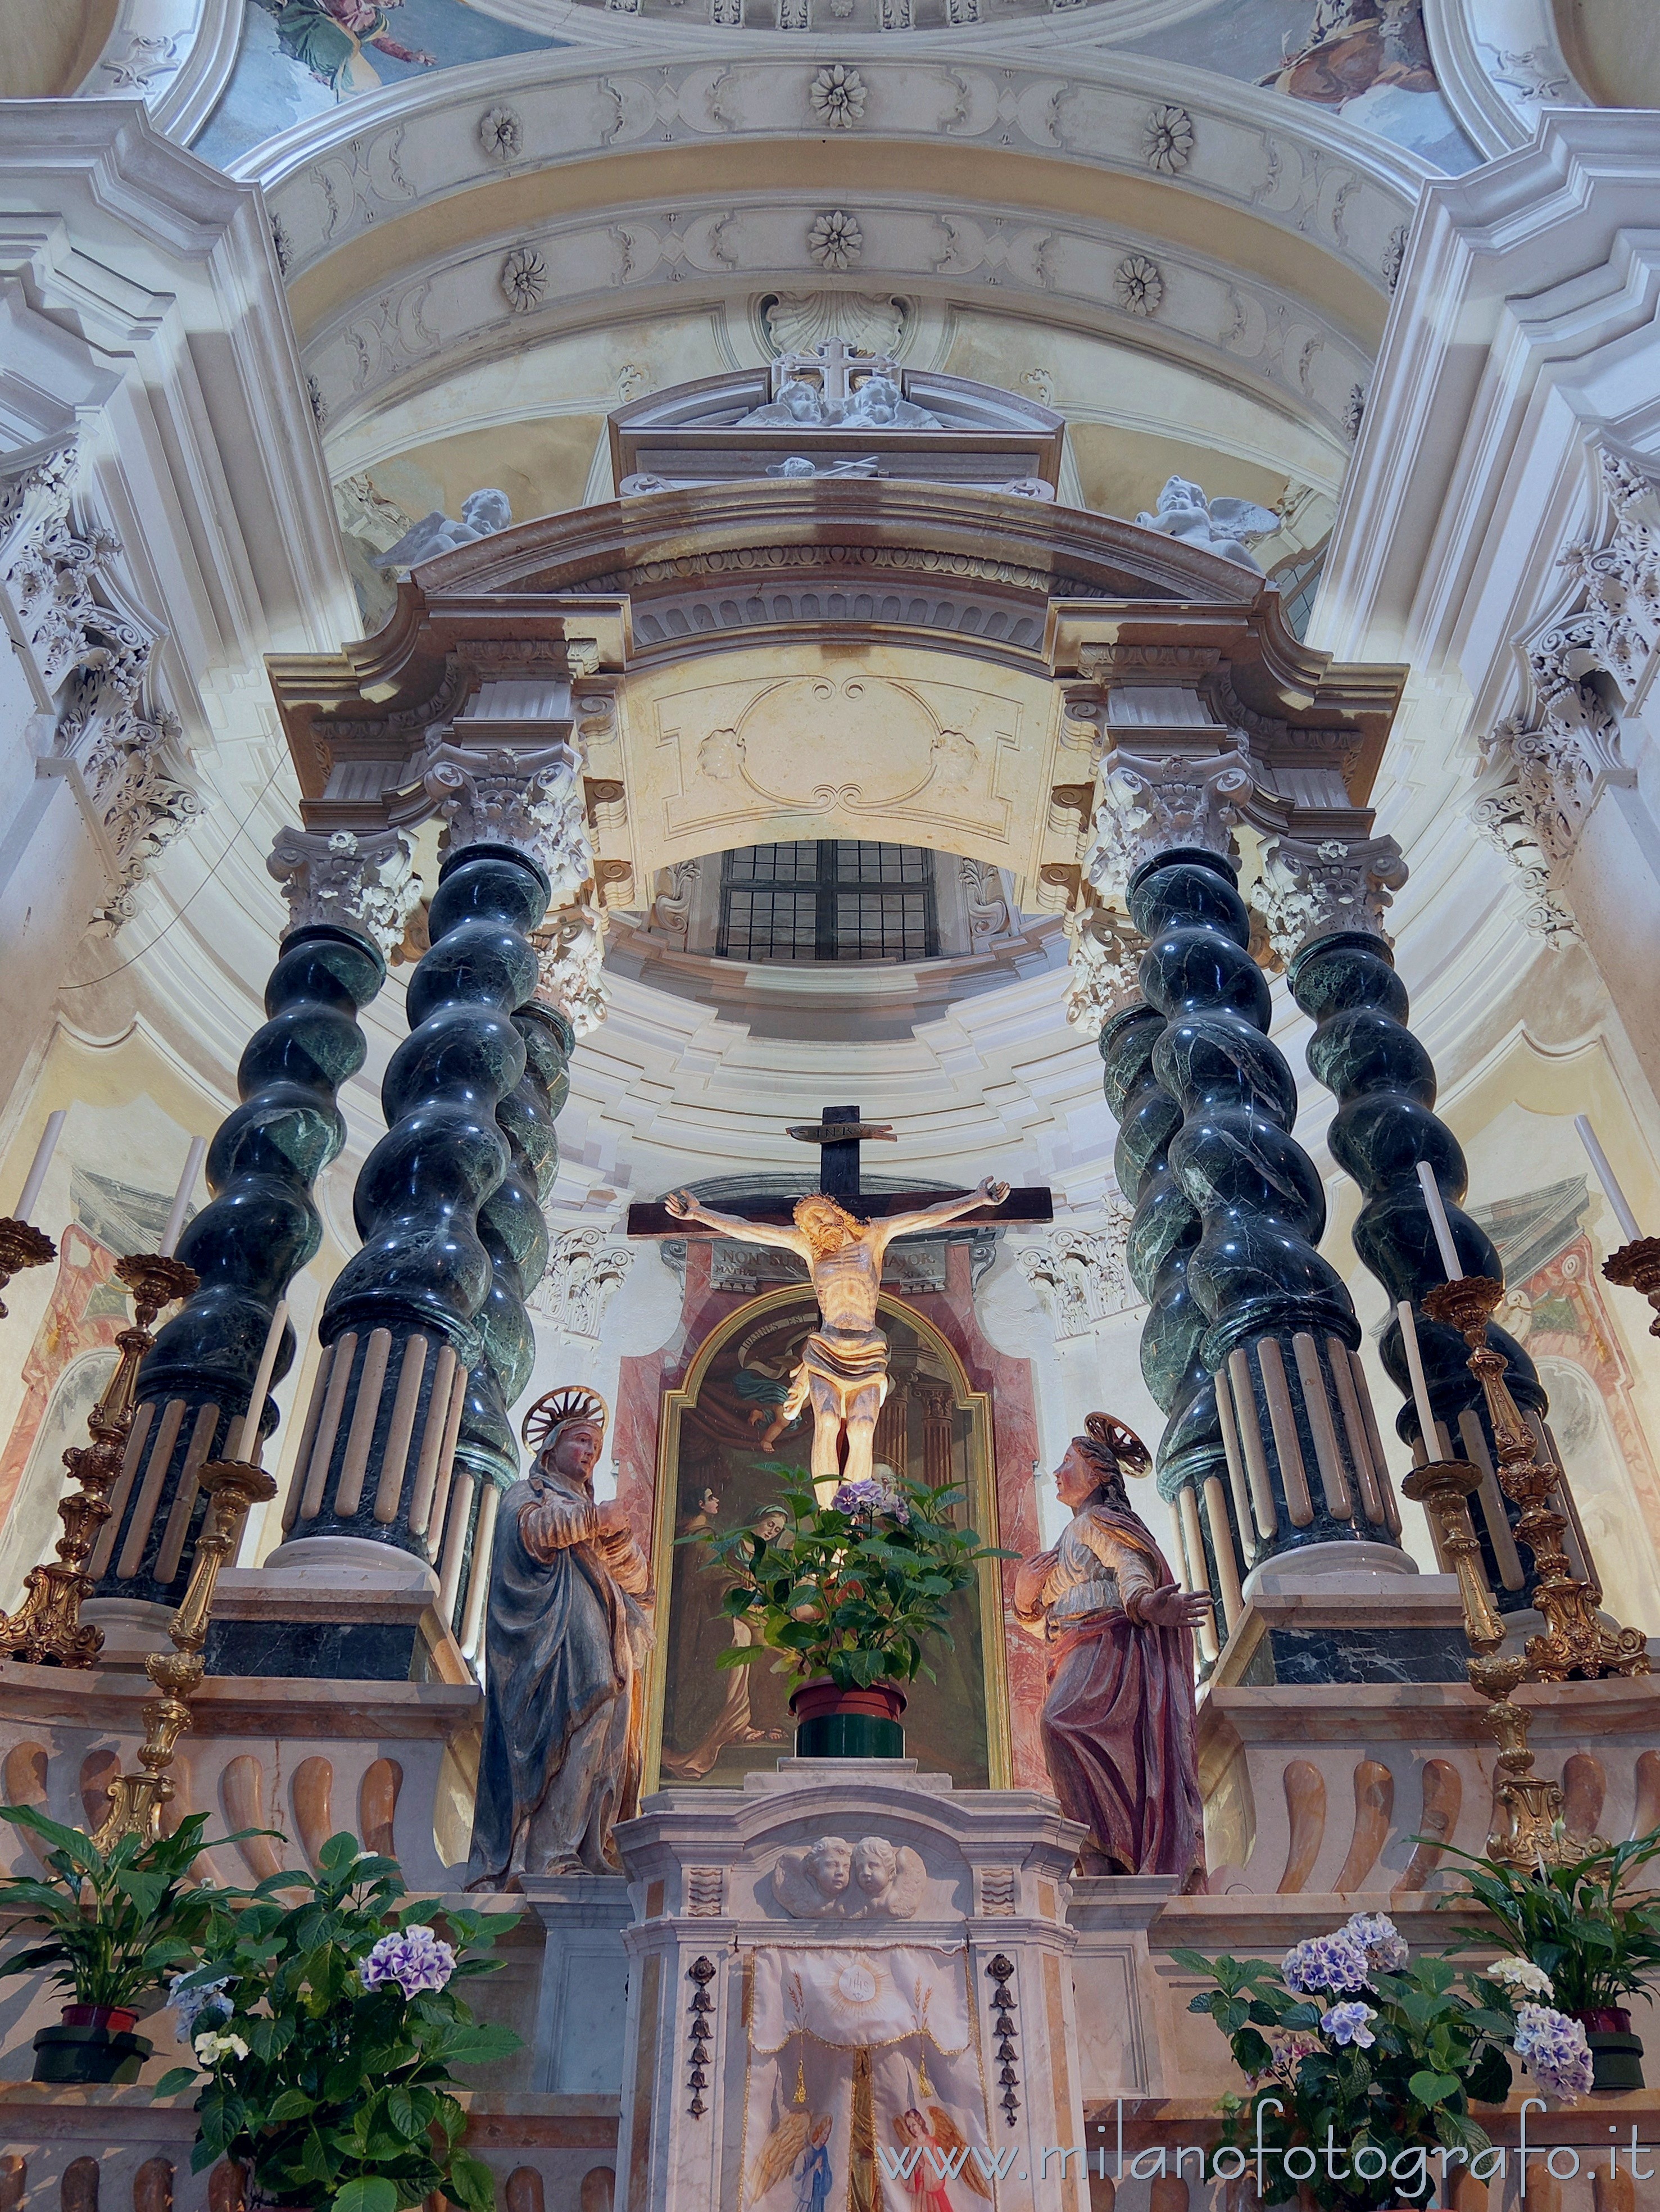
[521,1384,609,1457]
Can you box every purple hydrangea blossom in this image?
[830,1477,909,1525]
[1513,2002,1594,2102]
[1281,1930,1372,1995]
[1344,1911,1408,1974]
[1322,2001,1377,2049]
[169,1971,233,2039]
[359,1924,456,1998]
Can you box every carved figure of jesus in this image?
[663,1181,1009,1496]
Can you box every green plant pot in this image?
[790,1678,906,1758]
[31,2022,151,2085]
[1586,2030,1645,2092]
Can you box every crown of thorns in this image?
[521,1386,609,1457]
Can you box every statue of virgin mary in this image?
[467,1388,652,1886]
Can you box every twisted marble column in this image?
[88,831,415,1620]
[275,731,592,1580]
[442,1002,570,1650]
[1099,994,1232,1651]
[1263,832,1548,1612]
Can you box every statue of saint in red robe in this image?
[1014,1415,1208,1888]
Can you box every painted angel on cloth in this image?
[891,2106,991,2211]
[749,2109,834,2212]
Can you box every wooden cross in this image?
[624,1102,1052,1238]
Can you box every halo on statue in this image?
[1082,1412,1151,1475]
[521,1385,609,1458]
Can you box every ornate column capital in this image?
[1062,901,1146,1037]
[1083,745,1253,899]
[421,735,591,900]
[269,826,420,959]
[1252,829,1407,963]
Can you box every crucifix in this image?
[627,1107,1050,1497]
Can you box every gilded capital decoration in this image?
[1251,830,1407,963]
[1082,745,1253,898]
[267,825,421,957]
[422,736,593,900]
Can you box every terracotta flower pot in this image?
[789,1677,906,1758]
[61,2004,139,2034]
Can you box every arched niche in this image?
[641,1285,1010,1793]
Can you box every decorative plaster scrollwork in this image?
[1018,1206,1141,1338]
[651,858,701,945]
[1250,831,1407,963]
[959,857,1012,942]
[1,440,203,935]
[267,827,421,957]
[1082,749,1253,899]
[422,736,592,898]
[1062,901,1144,1036]
[534,894,609,1034]
[1472,444,1658,942]
[528,1227,633,1337]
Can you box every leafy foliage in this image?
[1176,1924,1537,2211]
[683,1467,1009,1689]
[155,1832,521,2212]
[1439,1828,1660,2016]
[0,1804,249,2013]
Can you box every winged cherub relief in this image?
[772,1833,927,1918]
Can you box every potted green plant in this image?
[684,1467,1008,1757]
[1439,1828,1660,2092]
[0,1803,248,2085]
[1177,1909,1595,2209]
[156,1830,521,2212]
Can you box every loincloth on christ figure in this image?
[783,1325,890,1413]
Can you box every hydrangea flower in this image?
[1281,1929,1372,1995]
[193,2029,249,2066]
[1489,1955,1554,2000]
[169,1971,233,2040]
[1323,2001,1377,2049]
[1513,2002,1594,2102]
[830,1477,910,1526]
[1344,1911,1409,1973]
[359,1924,457,1998]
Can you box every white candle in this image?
[158,1136,208,1259]
[1396,1298,1441,1462]
[1416,1160,1462,1281]
[1575,1114,1642,1245]
[12,1109,66,1225]
[233,1299,289,1466]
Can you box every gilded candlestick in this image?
[0,1219,56,1320]
[1423,1272,1649,1685]
[1401,1454,1585,1864]
[92,1456,276,1849]
[1602,1236,1660,1338]
[0,1252,197,1667]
